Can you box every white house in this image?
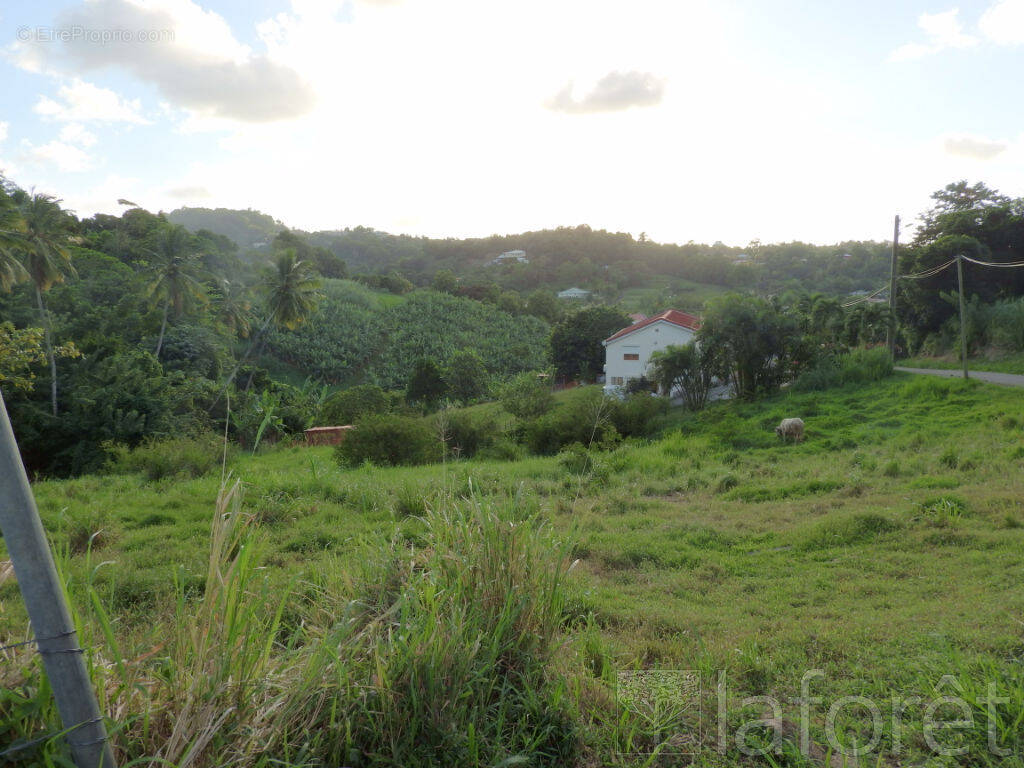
[557,287,591,300]
[602,309,701,393]
[491,249,529,265]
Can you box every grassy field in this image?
[3,374,1024,765]
[902,351,1024,375]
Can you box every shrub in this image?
[793,348,893,391]
[523,388,620,455]
[438,409,498,458]
[499,371,556,420]
[476,438,526,462]
[608,393,669,439]
[444,350,490,405]
[106,432,229,481]
[335,414,439,467]
[319,383,389,425]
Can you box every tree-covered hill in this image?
[170,210,893,297]
[166,206,285,251]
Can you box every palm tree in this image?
[15,192,76,416]
[242,251,321,390]
[215,278,252,339]
[144,225,208,358]
[0,185,28,292]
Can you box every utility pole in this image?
[887,215,900,356]
[0,393,117,768]
[956,253,969,380]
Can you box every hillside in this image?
[166,206,285,250]
[3,374,1023,765]
[167,207,891,297]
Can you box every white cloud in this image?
[546,71,666,114]
[890,8,977,61]
[58,123,98,147]
[979,0,1024,44]
[165,184,212,199]
[0,123,8,144]
[14,0,315,123]
[943,134,1008,159]
[25,140,95,172]
[34,80,148,124]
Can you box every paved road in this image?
[895,366,1024,388]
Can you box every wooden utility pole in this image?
[956,253,969,380]
[0,393,117,768]
[887,215,900,355]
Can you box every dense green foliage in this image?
[335,413,439,467]
[319,383,390,426]
[898,181,1024,350]
[267,283,550,389]
[549,305,631,381]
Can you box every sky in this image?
[1,0,1023,246]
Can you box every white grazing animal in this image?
[775,417,805,442]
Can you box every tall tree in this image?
[549,305,630,382]
[242,250,322,390]
[0,184,28,292]
[145,225,208,358]
[14,192,76,415]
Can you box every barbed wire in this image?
[0,628,105,758]
[0,716,103,758]
[0,629,79,654]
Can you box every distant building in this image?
[628,313,647,323]
[732,253,752,266]
[557,287,591,300]
[304,425,355,446]
[491,249,529,265]
[602,309,701,394]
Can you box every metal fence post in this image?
[0,392,117,768]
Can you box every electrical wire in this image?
[960,255,1024,268]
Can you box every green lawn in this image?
[3,374,1024,765]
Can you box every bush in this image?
[498,371,555,420]
[438,409,498,458]
[793,348,893,391]
[334,414,439,467]
[106,432,229,481]
[608,393,669,439]
[319,383,389,426]
[476,438,526,462]
[523,388,620,455]
[445,350,490,405]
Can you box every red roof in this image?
[604,309,701,343]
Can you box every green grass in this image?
[3,373,1024,765]
[902,351,1024,374]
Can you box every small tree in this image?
[499,371,554,420]
[698,294,801,399]
[320,383,389,425]
[649,343,713,410]
[406,358,447,408]
[445,350,489,405]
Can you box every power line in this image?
[960,255,1024,268]
[899,259,957,280]
[842,285,888,307]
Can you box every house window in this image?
[610,376,624,385]
[623,353,639,361]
